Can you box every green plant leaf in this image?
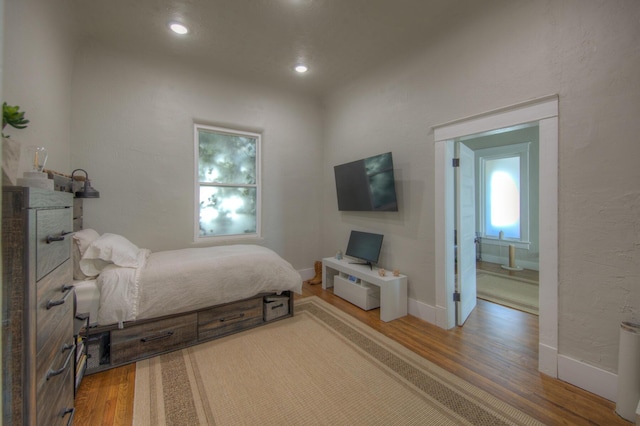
[3,102,30,135]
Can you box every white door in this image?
[456,142,477,326]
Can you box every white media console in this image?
[322,257,408,322]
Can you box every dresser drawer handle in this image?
[46,230,72,244]
[46,285,74,310]
[62,407,75,425]
[141,331,174,343]
[46,343,75,380]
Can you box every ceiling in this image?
[70,0,491,97]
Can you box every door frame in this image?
[433,95,559,377]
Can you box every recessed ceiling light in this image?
[295,65,308,73]
[169,22,189,35]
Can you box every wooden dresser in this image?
[3,187,75,425]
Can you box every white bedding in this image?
[74,279,100,326]
[81,241,302,325]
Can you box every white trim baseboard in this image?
[408,297,437,325]
[357,294,619,404]
[538,343,558,378]
[299,267,314,282]
[558,354,617,402]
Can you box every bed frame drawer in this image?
[198,297,263,341]
[110,314,197,364]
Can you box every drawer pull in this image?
[199,312,246,327]
[270,303,285,310]
[46,285,74,310]
[141,331,174,343]
[62,407,75,425]
[220,313,245,322]
[46,230,72,244]
[46,343,75,380]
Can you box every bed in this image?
[71,229,302,373]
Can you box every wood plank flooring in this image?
[74,282,628,425]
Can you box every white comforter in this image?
[95,245,302,325]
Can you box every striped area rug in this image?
[133,296,542,425]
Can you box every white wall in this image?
[70,42,324,268]
[2,0,75,174]
[322,0,640,378]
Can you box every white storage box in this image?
[334,275,380,311]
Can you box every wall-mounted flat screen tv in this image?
[345,230,384,269]
[334,152,398,211]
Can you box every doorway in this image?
[433,96,559,377]
[460,125,539,318]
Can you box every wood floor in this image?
[74,282,628,426]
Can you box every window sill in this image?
[192,235,264,246]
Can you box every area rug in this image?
[476,271,539,315]
[133,296,542,425]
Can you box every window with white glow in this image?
[195,124,261,240]
[476,143,530,242]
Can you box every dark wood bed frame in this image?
[82,290,294,374]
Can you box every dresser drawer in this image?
[36,208,72,281]
[111,313,198,364]
[36,311,74,392]
[36,360,74,426]
[36,316,74,426]
[36,260,73,352]
[198,297,264,341]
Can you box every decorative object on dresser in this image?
[2,186,76,425]
[70,168,100,198]
[17,146,55,190]
[2,102,29,186]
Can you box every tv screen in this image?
[334,152,398,211]
[345,230,384,269]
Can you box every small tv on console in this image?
[345,230,384,270]
[334,152,398,212]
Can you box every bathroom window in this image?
[476,143,530,242]
[194,124,261,241]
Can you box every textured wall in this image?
[69,42,324,268]
[322,0,640,373]
[2,0,75,175]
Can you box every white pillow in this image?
[72,229,101,280]
[73,228,101,256]
[80,233,141,277]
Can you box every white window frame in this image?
[193,123,262,242]
[475,142,530,248]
